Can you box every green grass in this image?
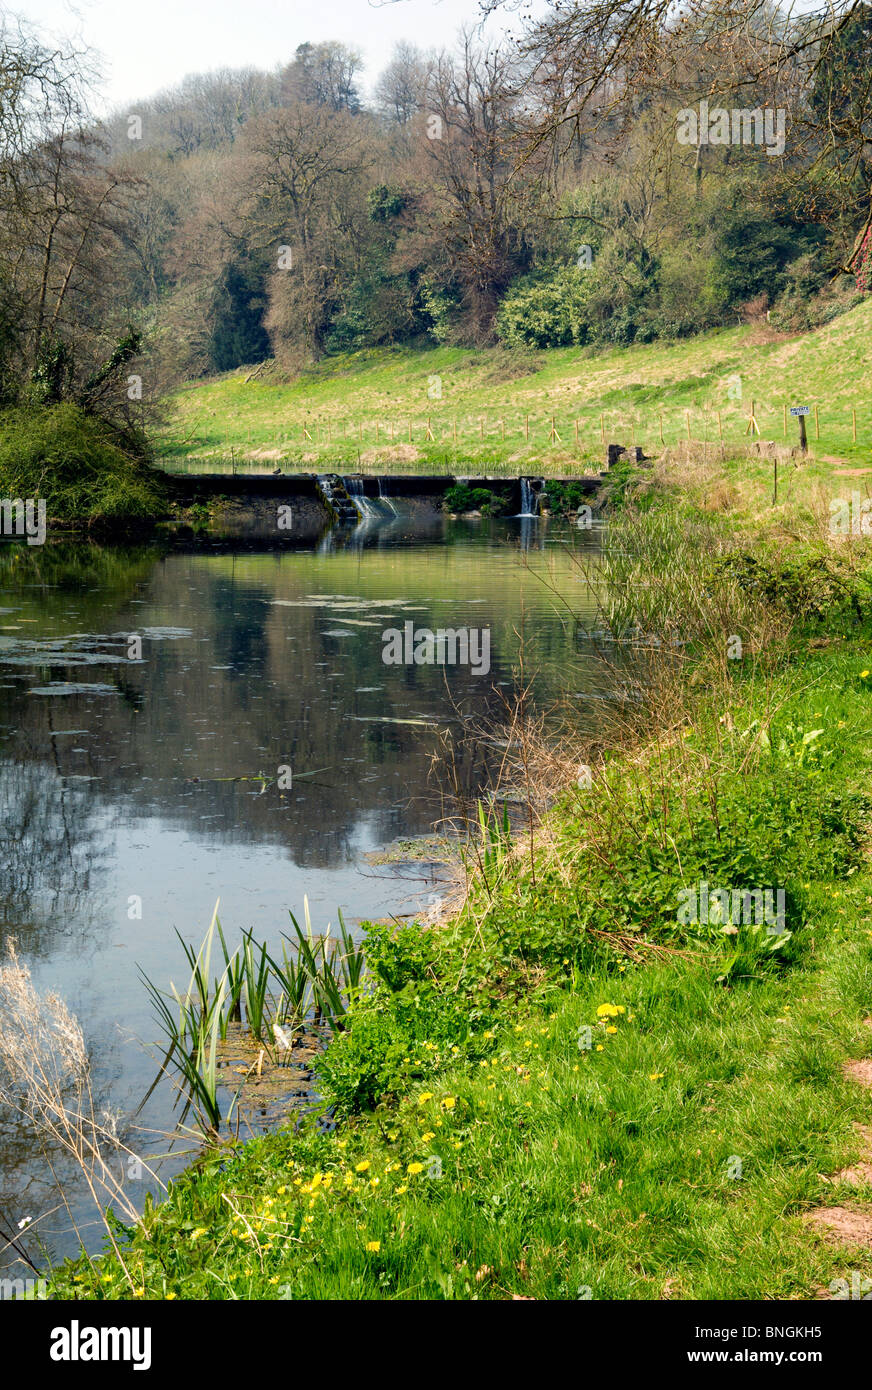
[49,863,872,1299]
[157,298,872,477]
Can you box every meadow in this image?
[157,298,872,482]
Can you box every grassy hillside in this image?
[158,299,872,477]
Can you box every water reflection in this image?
[0,516,602,1270]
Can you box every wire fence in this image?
[163,399,869,476]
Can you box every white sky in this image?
[16,0,541,113]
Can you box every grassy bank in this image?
[43,454,872,1301]
[157,298,872,476]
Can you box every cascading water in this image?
[377,478,398,516]
[519,478,545,517]
[343,476,379,520]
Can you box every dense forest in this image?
[0,0,870,436]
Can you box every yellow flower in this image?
[595,1044,604,1052]
[165,1291,177,1301]
[417,1092,434,1105]
[355,1160,371,1173]
[407,1161,424,1174]
[596,1003,625,1018]
[422,1131,435,1142]
[366,1240,381,1253]
[370,1177,380,1188]
[861,670,870,679]
[649,1071,664,1081]
[606,1025,618,1034]
[396,1184,408,1195]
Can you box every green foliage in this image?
[496,265,593,349]
[709,206,823,312]
[208,256,271,372]
[443,483,511,515]
[544,480,590,514]
[0,403,164,523]
[715,551,868,625]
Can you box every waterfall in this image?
[343,476,378,520]
[519,478,544,517]
[377,477,398,515]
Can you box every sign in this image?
[789,406,810,416]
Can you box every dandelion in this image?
[422,1131,435,1142]
[606,1026,617,1034]
[596,1004,624,1018]
[649,1071,664,1081]
[355,1160,371,1173]
[595,1044,604,1052]
[407,1161,424,1174]
[396,1184,408,1195]
[417,1092,434,1105]
[366,1240,381,1253]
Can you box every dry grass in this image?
[0,942,163,1288]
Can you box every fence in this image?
[166,400,869,476]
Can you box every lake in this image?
[0,511,604,1270]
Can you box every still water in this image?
[0,513,602,1271]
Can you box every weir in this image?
[162,470,604,542]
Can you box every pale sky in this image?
[16,0,541,113]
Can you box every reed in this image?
[141,896,370,1129]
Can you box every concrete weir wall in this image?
[165,472,331,542]
[162,471,601,542]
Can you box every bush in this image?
[443,484,512,516]
[0,404,165,524]
[496,266,593,349]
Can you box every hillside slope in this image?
[159,299,872,477]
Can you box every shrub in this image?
[0,404,165,524]
[496,266,593,349]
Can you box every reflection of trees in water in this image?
[0,540,159,629]
[0,758,108,958]
[0,539,599,872]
